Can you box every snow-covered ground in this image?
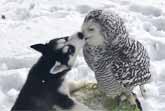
[0,0,165,111]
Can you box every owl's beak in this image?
[82,29,91,41]
[84,36,92,40]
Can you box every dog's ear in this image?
[31,44,47,54]
[50,61,68,74]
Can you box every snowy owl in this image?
[82,9,151,107]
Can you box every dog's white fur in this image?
[53,79,94,111]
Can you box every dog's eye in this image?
[68,45,75,54]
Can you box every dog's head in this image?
[31,32,84,75]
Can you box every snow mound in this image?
[0,68,28,93]
[0,56,38,70]
[129,3,162,17]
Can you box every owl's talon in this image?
[140,85,146,98]
[129,93,143,111]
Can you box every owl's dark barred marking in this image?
[82,9,151,97]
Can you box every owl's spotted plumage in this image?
[82,9,151,97]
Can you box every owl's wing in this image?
[112,41,151,88]
[113,62,151,88]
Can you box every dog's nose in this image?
[77,32,84,40]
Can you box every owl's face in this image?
[81,20,104,46]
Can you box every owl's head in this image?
[81,9,128,46]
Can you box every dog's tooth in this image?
[63,46,69,53]
[56,43,65,49]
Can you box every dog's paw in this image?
[68,80,89,93]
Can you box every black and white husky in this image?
[11,32,94,111]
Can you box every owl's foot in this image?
[140,85,147,98]
[128,93,143,111]
[116,92,143,111]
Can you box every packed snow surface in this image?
[0,0,165,111]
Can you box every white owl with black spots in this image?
[82,9,151,97]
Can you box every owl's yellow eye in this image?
[88,27,94,31]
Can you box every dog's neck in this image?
[28,56,69,85]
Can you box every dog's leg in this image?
[54,97,95,111]
[67,80,98,111]
[71,99,95,111]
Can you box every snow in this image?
[0,0,165,111]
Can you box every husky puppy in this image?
[11,32,94,111]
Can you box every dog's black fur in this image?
[11,37,77,111]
